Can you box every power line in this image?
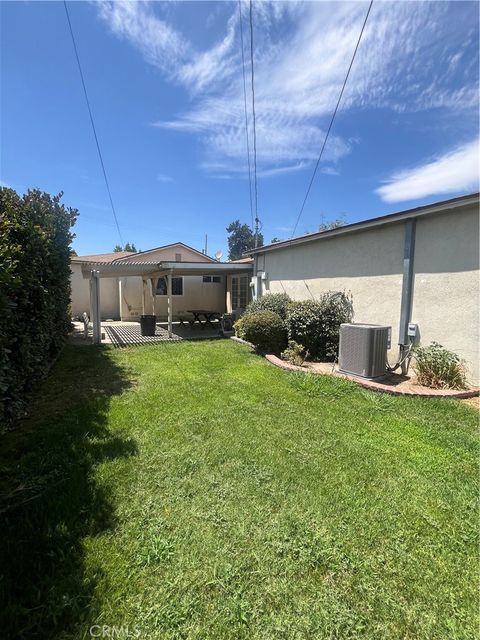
[63,0,124,245]
[238,1,254,231]
[249,0,260,247]
[291,0,374,238]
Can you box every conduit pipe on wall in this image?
[398,218,417,373]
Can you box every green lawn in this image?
[0,340,478,639]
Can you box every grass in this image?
[0,340,478,639]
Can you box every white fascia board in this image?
[159,262,254,274]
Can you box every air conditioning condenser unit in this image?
[338,323,390,379]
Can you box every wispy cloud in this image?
[96,1,479,177]
[376,138,479,203]
[157,173,173,183]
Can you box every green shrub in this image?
[413,342,467,389]
[281,340,306,366]
[234,311,287,354]
[244,293,291,320]
[0,188,78,425]
[286,291,353,361]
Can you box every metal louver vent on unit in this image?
[338,323,390,379]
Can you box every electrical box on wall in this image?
[407,323,418,338]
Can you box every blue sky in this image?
[1,1,479,257]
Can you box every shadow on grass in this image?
[0,345,137,639]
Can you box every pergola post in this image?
[89,270,101,345]
[167,271,173,337]
[142,278,147,315]
[150,278,156,317]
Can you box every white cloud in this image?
[96,1,479,177]
[376,138,479,203]
[96,1,188,76]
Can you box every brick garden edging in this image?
[230,336,255,349]
[264,354,480,399]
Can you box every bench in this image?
[177,312,196,328]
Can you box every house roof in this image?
[247,192,480,256]
[114,242,215,262]
[230,257,254,264]
[72,251,135,263]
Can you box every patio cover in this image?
[81,260,253,343]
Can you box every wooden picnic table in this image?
[187,310,221,329]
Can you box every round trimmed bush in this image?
[234,311,287,354]
[244,293,291,320]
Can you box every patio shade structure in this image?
[81,260,253,343]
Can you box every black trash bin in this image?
[140,315,157,336]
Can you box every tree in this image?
[318,214,346,232]
[226,220,263,261]
[113,242,139,253]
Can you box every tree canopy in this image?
[226,220,263,261]
[318,214,346,232]
[113,242,139,253]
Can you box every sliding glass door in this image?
[231,275,249,311]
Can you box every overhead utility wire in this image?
[249,0,260,247]
[291,0,374,238]
[63,0,124,245]
[238,1,254,231]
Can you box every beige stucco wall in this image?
[119,274,226,320]
[118,244,225,321]
[257,204,480,384]
[70,263,120,320]
[411,206,479,384]
[260,222,405,346]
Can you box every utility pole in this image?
[254,215,260,248]
[204,234,208,256]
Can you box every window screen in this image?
[156,277,183,295]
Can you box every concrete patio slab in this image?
[69,320,222,347]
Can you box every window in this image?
[156,276,183,296]
[203,275,222,283]
[231,275,248,310]
[175,253,182,262]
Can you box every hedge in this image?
[234,311,287,354]
[286,291,353,360]
[243,293,291,320]
[0,188,78,425]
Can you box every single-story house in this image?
[70,242,253,322]
[248,193,480,385]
